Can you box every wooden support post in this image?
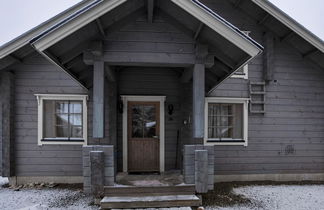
[93,59,105,138]
[90,151,105,197]
[195,150,208,193]
[193,45,206,142]
[0,71,15,177]
[147,0,154,23]
[263,31,274,81]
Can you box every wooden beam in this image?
[93,59,105,138]
[192,63,205,140]
[234,0,242,8]
[194,23,204,40]
[302,48,318,58]
[105,65,116,82]
[89,41,103,57]
[65,54,82,69]
[60,42,89,65]
[180,67,193,83]
[147,0,154,23]
[0,71,15,177]
[280,31,294,42]
[258,13,270,25]
[96,18,107,38]
[263,31,275,81]
[43,50,88,89]
[210,50,236,69]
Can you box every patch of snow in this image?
[130,180,169,187]
[207,185,324,210]
[0,188,97,210]
[0,177,9,187]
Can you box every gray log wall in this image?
[203,0,324,176]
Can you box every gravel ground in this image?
[0,177,97,210]
[207,185,324,210]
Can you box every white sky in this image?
[0,0,323,47]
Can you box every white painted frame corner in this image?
[121,95,166,173]
[35,94,88,146]
[204,97,249,146]
[231,64,249,79]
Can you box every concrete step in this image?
[101,195,201,209]
[104,185,196,197]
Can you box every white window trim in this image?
[231,64,249,79]
[35,94,88,146]
[121,95,166,173]
[204,97,249,146]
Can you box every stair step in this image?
[101,195,201,209]
[112,207,192,210]
[104,185,196,197]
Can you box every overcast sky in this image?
[0,0,323,47]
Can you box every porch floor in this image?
[116,170,184,187]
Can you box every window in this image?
[204,98,249,146]
[231,64,248,79]
[35,94,88,145]
[231,31,250,80]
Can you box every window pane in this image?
[43,100,84,139]
[56,126,69,137]
[131,104,156,138]
[208,103,243,140]
[56,101,69,113]
[71,126,83,138]
[70,102,82,114]
[43,100,56,138]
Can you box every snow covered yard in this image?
[0,177,97,210]
[206,184,324,210]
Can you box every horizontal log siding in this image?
[117,67,182,171]
[13,54,89,176]
[204,0,324,175]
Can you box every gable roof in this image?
[0,0,96,59]
[252,0,323,53]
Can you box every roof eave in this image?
[251,0,324,53]
[0,0,96,59]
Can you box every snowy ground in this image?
[1,177,324,210]
[0,177,97,210]
[207,185,324,210]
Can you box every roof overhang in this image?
[30,0,262,58]
[251,0,324,53]
[0,0,97,59]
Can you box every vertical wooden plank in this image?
[0,71,15,177]
[263,31,274,81]
[147,0,154,23]
[192,63,205,140]
[93,60,105,138]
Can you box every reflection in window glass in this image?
[131,104,156,138]
[43,100,83,139]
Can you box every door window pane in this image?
[131,104,157,138]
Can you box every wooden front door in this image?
[128,101,160,172]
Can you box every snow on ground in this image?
[208,185,324,210]
[0,177,9,187]
[0,180,97,210]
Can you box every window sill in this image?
[204,139,247,146]
[39,138,86,146]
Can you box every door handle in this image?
[153,136,159,139]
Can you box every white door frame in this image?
[121,95,166,172]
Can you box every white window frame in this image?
[35,94,88,146]
[204,97,249,146]
[231,64,249,79]
[231,31,251,80]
